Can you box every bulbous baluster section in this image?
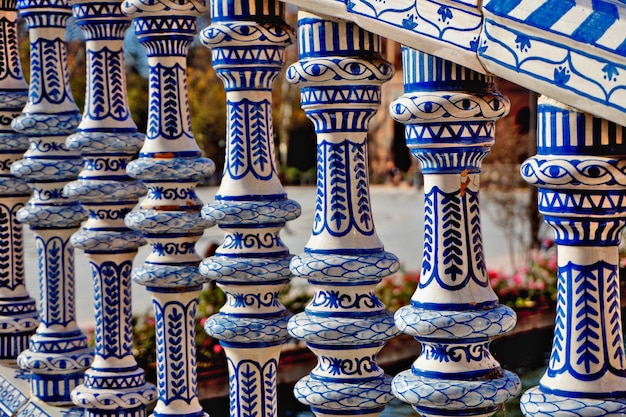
[0,0,38,361]
[286,13,400,417]
[198,2,300,417]
[121,0,215,416]
[11,0,93,403]
[520,97,626,417]
[390,48,520,417]
[64,2,157,416]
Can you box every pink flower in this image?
[547,257,557,271]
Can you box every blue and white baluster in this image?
[286,12,400,417]
[390,48,521,417]
[0,0,38,361]
[121,1,215,416]
[199,2,300,417]
[10,0,94,404]
[65,2,157,416]
[520,97,626,417]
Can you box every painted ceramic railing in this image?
[121,0,216,417]
[390,48,521,417]
[11,0,94,405]
[286,12,401,417]
[520,97,626,416]
[199,2,301,417]
[0,0,38,363]
[0,1,621,417]
[65,1,157,416]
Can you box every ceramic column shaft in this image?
[390,48,520,417]
[122,0,215,416]
[0,0,38,361]
[520,97,626,417]
[199,2,300,417]
[65,1,157,416]
[11,0,93,403]
[286,12,400,417]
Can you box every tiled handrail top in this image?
[278,0,626,128]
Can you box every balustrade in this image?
[199,2,301,417]
[520,97,626,417]
[11,0,93,404]
[390,47,521,417]
[286,12,400,417]
[0,1,622,417]
[0,0,38,363]
[65,1,157,416]
[121,0,215,416]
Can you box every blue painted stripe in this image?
[415,404,499,416]
[332,20,340,52]
[483,0,523,15]
[411,366,499,380]
[311,406,385,415]
[571,0,618,43]
[562,110,571,148]
[526,0,576,29]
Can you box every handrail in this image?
[277,0,626,127]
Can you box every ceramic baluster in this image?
[64,1,158,416]
[10,0,94,404]
[520,97,626,417]
[0,0,38,361]
[286,12,400,417]
[121,0,215,416]
[390,48,521,417]
[199,2,300,417]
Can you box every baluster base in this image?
[294,374,395,417]
[72,367,157,417]
[17,332,93,404]
[0,333,31,362]
[393,369,521,417]
[28,371,86,405]
[521,386,626,417]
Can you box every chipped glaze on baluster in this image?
[520,97,626,417]
[64,2,157,416]
[286,12,400,417]
[10,0,94,404]
[198,2,300,417]
[121,0,215,416]
[0,0,38,361]
[390,48,521,417]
